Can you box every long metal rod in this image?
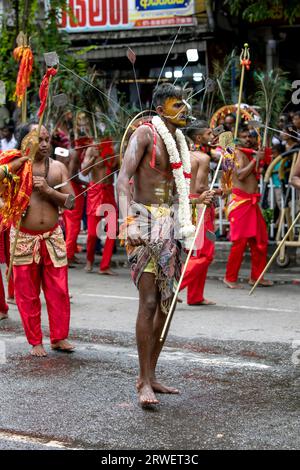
[60,63,132,118]
[74,168,120,199]
[160,154,224,342]
[148,26,182,117]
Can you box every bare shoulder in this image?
[86,145,99,158]
[190,152,199,168]
[236,148,249,166]
[129,124,152,144]
[191,150,210,165]
[50,158,67,175]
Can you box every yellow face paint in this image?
[162,97,188,128]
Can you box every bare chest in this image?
[33,160,62,188]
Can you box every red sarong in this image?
[63,181,85,261]
[13,225,70,346]
[0,221,14,299]
[86,183,118,271]
[180,205,215,304]
[225,188,268,282]
[0,268,8,314]
[227,188,268,245]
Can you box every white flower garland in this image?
[152,115,195,244]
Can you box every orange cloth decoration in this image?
[38,67,58,118]
[13,46,34,107]
[0,150,33,228]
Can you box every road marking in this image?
[0,333,270,370]
[0,430,81,450]
[218,304,298,314]
[83,293,139,301]
[75,342,271,370]
[81,293,298,314]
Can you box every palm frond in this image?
[253,69,291,128]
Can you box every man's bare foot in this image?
[136,381,159,406]
[7,297,15,305]
[248,279,274,287]
[85,262,93,273]
[188,299,216,306]
[151,380,179,394]
[51,339,75,352]
[223,278,244,289]
[31,345,47,357]
[0,312,8,321]
[98,268,118,276]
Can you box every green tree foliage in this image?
[253,69,291,143]
[0,1,132,138]
[224,0,300,24]
[0,1,87,109]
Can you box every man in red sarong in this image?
[179,121,217,305]
[223,126,273,288]
[10,123,75,356]
[81,138,118,274]
[62,113,93,265]
[63,134,93,265]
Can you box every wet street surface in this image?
[0,268,299,450]
[0,330,299,450]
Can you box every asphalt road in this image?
[0,264,299,450]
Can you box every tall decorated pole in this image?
[6,52,59,281]
[13,32,33,123]
[234,44,251,140]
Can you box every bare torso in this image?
[233,149,259,194]
[22,159,66,231]
[130,125,175,206]
[82,146,116,185]
[190,150,210,195]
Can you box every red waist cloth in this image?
[86,183,116,217]
[228,188,268,245]
[16,223,59,236]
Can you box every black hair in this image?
[238,124,249,135]
[293,110,300,118]
[185,120,209,141]
[2,118,15,132]
[153,83,183,108]
[224,113,236,120]
[16,119,39,150]
[272,143,284,154]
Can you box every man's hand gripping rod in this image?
[160,153,224,342]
